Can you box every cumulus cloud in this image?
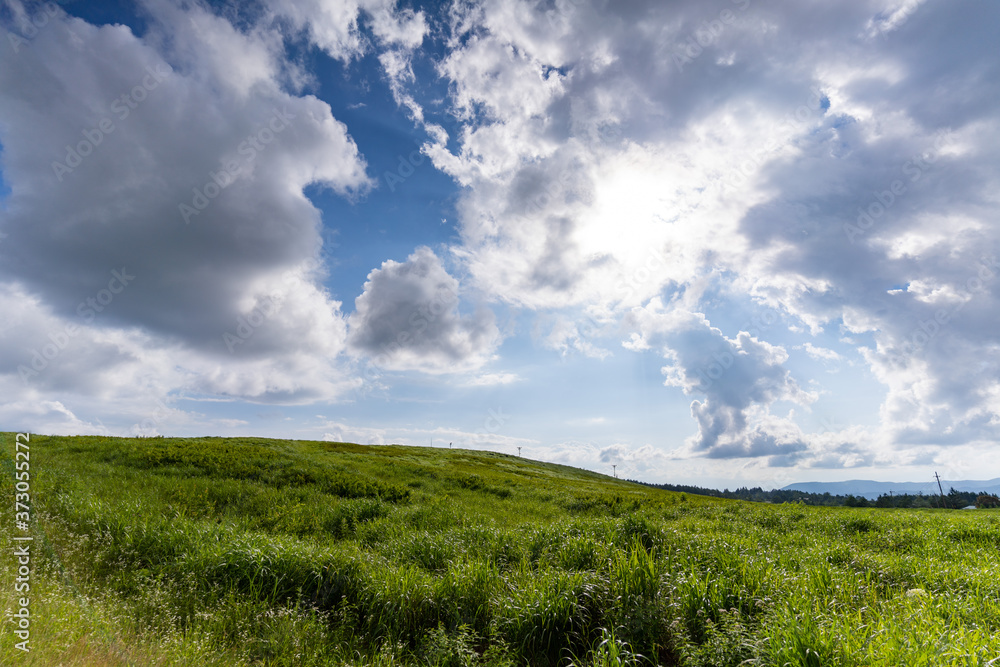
[0,1,376,412]
[599,443,666,471]
[733,12,1000,447]
[347,246,500,373]
[269,0,426,59]
[625,298,815,461]
[268,0,429,120]
[0,275,360,415]
[0,396,107,436]
[543,440,666,478]
[381,0,1000,463]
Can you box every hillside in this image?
[2,433,999,666]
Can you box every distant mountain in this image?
[781,478,1000,500]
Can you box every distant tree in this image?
[976,494,1000,509]
[631,480,913,507]
[844,494,870,507]
[946,487,978,509]
[874,494,894,508]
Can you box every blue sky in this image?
[1,0,998,488]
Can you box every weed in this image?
[1,433,998,666]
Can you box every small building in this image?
[961,505,977,510]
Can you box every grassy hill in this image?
[2,433,999,666]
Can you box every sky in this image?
[1,0,998,489]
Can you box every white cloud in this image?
[537,313,613,360]
[347,246,500,374]
[626,298,815,461]
[268,0,428,122]
[320,419,537,451]
[465,372,520,387]
[391,0,1000,463]
[599,443,666,469]
[545,440,668,478]
[323,421,390,446]
[145,0,288,98]
[269,0,427,59]
[0,396,107,436]
[0,277,361,413]
[798,342,842,362]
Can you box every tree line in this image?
[632,480,1000,509]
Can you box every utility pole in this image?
[935,472,947,509]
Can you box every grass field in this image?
[2,432,999,666]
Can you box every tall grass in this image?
[2,432,999,665]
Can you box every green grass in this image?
[2,432,999,665]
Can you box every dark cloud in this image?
[0,0,388,408]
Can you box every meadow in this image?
[2,432,999,666]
